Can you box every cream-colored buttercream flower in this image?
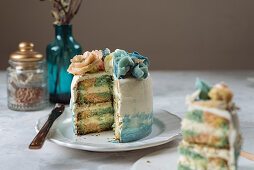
[67,50,104,75]
[208,83,233,103]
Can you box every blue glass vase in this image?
[47,25,82,104]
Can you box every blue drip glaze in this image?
[119,111,153,143]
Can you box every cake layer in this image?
[185,109,229,130]
[178,140,239,170]
[182,129,228,148]
[181,119,229,148]
[77,74,112,90]
[77,92,112,103]
[72,101,112,112]
[76,113,114,135]
[76,102,113,117]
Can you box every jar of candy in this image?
[7,42,48,111]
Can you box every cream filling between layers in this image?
[181,119,227,137]
[188,104,231,120]
[73,102,112,113]
[78,113,113,124]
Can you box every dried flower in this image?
[40,0,83,25]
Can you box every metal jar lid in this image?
[10,42,43,62]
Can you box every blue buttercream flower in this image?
[130,51,149,66]
[113,50,134,78]
[131,62,148,79]
[129,52,149,79]
[113,50,150,79]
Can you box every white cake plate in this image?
[35,107,181,152]
[131,147,178,170]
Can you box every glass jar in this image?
[7,42,48,111]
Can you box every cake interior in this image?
[74,73,114,135]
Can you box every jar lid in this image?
[10,42,43,62]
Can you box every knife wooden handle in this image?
[29,119,53,149]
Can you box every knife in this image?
[29,103,65,149]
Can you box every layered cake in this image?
[178,79,242,170]
[68,49,153,142]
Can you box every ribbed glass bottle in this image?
[47,25,82,104]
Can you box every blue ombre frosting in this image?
[119,111,153,143]
[113,50,149,79]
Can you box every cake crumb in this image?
[146,161,151,163]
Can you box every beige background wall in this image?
[1,0,254,70]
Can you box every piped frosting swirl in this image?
[67,50,104,75]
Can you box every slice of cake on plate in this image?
[178,78,242,170]
[67,49,153,142]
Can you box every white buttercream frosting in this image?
[113,74,153,141]
[113,74,153,116]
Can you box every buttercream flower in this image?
[131,62,148,79]
[67,50,104,75]
[208,83,233,103]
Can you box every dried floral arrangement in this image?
[40,0,83,25]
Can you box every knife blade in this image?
[29,103,65,149]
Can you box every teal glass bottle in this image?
[47,25,82,104]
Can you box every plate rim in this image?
[35,108,181,152]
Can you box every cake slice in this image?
[178,79,242,170]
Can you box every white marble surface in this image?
[1,71,254,170]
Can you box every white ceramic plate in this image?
[131,145,254,170]
[131,147,178,170]
[36,107,181,152]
